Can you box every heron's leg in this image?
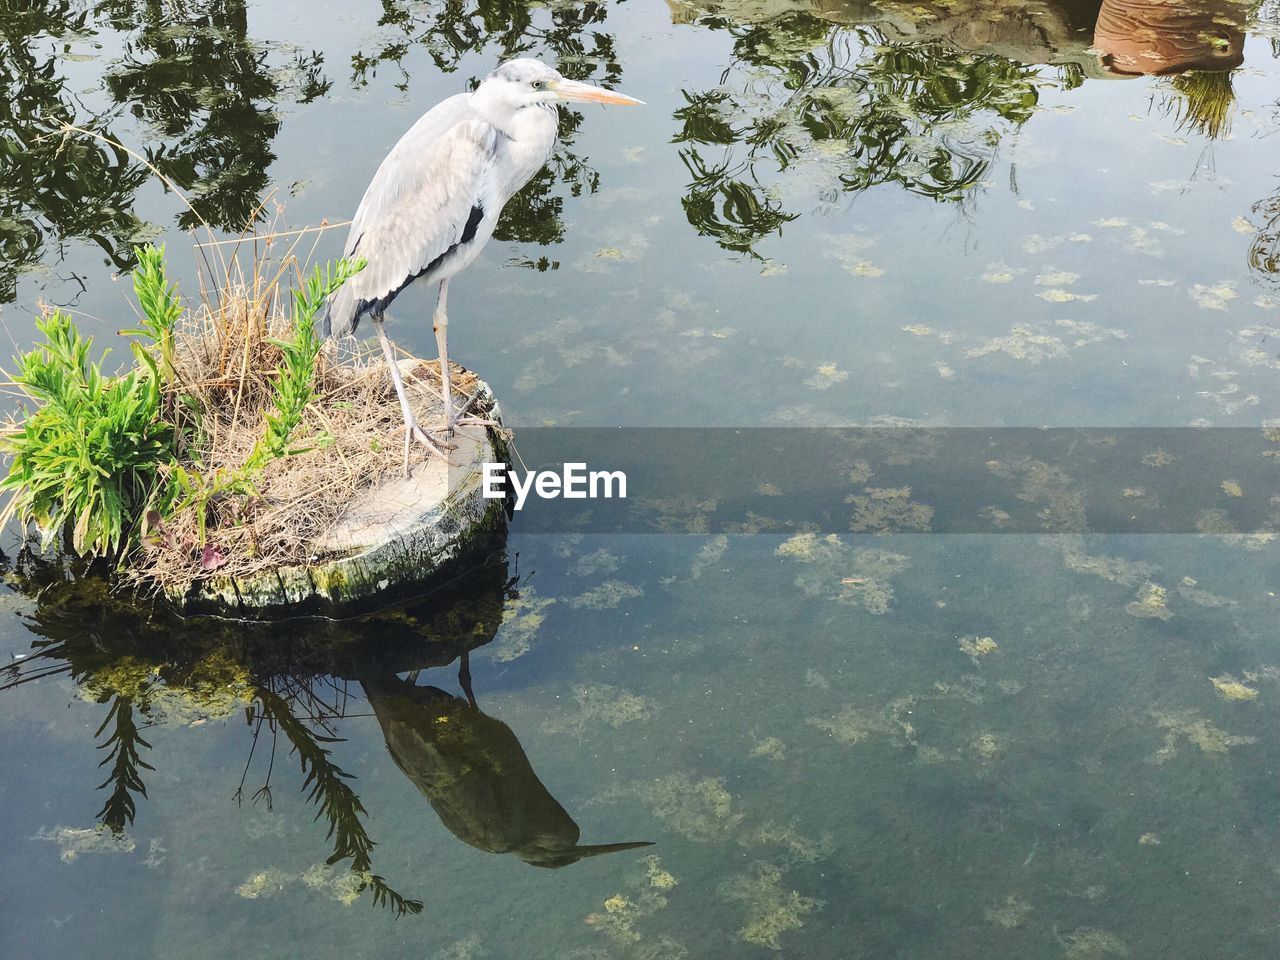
[428,281,499,432]
[373,313,449,475]
[373,313,414,426]
[458,651,477,710]
[433,279,454,431]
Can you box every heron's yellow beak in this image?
[551,79,644,106]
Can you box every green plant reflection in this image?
[4,0,1267,294]
[1,543,649,918]
[98,0,330,231]
[353,0,621,90]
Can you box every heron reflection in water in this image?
[2,546,647,918]
[364,674,652,867]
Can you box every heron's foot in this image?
[399,422,458,476]
[411,423,456,453]
[441,385,497,433]
[414,415,494,469]
[423,423,459,447]
[446,411,500,431]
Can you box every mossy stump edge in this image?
[166,374,510,618]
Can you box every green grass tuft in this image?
[1,244,362,566]
[1,308,175,559]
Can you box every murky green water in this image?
[3,1,1280,957]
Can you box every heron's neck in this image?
[471,91,556,142]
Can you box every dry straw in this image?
[135,218,483,591]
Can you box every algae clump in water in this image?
[1125,582,1172,621]
[629,773,745,842]
[79,650,254,725]
[36,824,136,862]
[959,635,998,664]
[1149,709,1257,762]
[1209,675,1259,701]
[487,588,554,663]
[236,867,291,900]
[583,856,682,955]
[806,696,919,749]
[749,735,787,760]
[568,580,644,610]
[541,682,652,736]
[984,893,1032,928]
[1059,927,1130,958]
[776,533,908,614]
[847,486,934,533]
[718,862,824,950]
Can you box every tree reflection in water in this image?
[0,545,647,919]
[3,0,1269,293]
[352,0,626,252]
[0,0,627,302]
[0,0,331,302]
[1246,2,1280,286]
[669,0,1261,258]
[0,2,150,302]
[98,0,330,231]
[1251,186,1280,287]
[671,6,1051,257]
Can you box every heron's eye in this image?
[531,80,543,89]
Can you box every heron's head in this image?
[482,59,643,110]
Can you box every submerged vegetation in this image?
[4,1,1280,954]
[4,524,1277,948]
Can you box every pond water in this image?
[2,1,1280,958]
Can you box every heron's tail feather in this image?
[322,283,363,340]
[316,301,333,340]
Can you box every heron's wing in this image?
[326,97,497,336]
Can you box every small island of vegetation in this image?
[1,242,502,612]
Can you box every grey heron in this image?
[321,59,642,471]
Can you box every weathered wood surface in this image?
[168,374,509,617]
